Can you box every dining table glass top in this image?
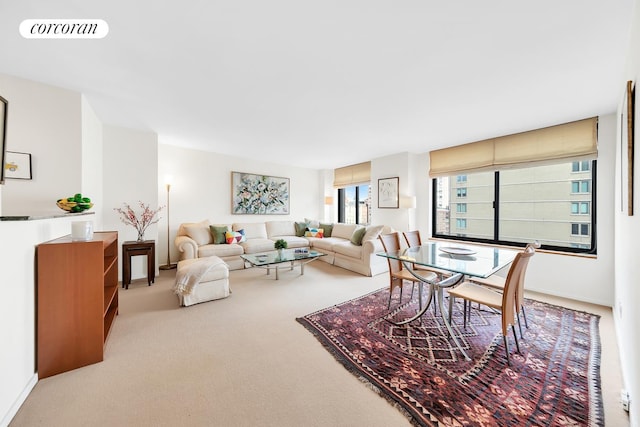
[379,241,519,278]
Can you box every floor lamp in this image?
[160,176,177,270]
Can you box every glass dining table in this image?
[377,241,519,360]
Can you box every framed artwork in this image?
[5,151,32,180]
[0,95,7,184]
[378,177,399,208]
[621,80,635,216]
[231,171,290,214]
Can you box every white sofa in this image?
[175,220,390,276]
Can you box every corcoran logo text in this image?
[20,19,109,39]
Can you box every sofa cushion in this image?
[198,243,244,258]
[362,225,384,243]
[319,223,333,237]
[309,237,346,251]
[294,221,309,237]
[241,238,277,254]
[333,241,363,259]
[185,222,213,245]
[274,236,310,249]
[233,222,268,239]
[332,223,358,240]
[210,225,229,244]
[304,228,324,238]
[225,229,246,244]
[266,221,296,238]
[350,227,367,246]
[305,218,320,228]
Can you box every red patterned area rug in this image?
[297,287,603,426]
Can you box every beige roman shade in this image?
[429,117,598,177]
[334,161,371,188]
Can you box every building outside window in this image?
[338,184,371,225]
[433,161,596,253]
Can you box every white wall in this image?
[0,215,94,427]
[102,125,159,280]
[616,0,640,423]
[81,95,104,228]
[0,74,82,215]
[157,144,323,265]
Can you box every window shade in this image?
[333,161,371,188]
[429,117,598,177]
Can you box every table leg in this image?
[436,286,471,361]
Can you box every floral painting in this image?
[231,172,290,215]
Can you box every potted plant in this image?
[274,239,288,257]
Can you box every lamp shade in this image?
[324,196,334,205]
[400,195,416,209]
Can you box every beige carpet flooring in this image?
[11,261,629,426]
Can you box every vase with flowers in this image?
[114,201,164,241]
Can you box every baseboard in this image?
[0,373,37,427]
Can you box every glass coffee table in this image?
[241,249,326,280]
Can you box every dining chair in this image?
[466,242,538,334]
[379,232,438,309]
[402,231,451,279]
[446,247,535,364]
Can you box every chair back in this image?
[379,232,403,274]
[500,249,534,333]
[403,230,422,248]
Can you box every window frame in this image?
[431,160,598,254]
[337,184,370,225]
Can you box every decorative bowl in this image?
[57,194,93,213]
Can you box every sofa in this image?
[175,220,390,276]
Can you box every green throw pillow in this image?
[319,223,333,237]
[210,225,228,245]
[295,221,309,237]
[350,227,367,246]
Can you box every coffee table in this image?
[241,249,326,280]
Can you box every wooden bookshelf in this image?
[36,231,118,378]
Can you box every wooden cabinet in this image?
[36,231,118,378]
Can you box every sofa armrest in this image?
[362,238,384,258]
[176,235,198,261]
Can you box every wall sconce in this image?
[324,196,334,205]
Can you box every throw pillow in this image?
[210,225,229,245]
[225,229,247,244]
[361,225,384,242]
[184,224,213,245]
[319,223,333,237]
[304,228,324,238]
[295,221,309,237]
[304,217,320,228]
[350,226,367,246]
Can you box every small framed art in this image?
[378,177,399,208]
[5,151,32,180]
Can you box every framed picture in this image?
[0,95,7,184]
[378,177,399,208]
[5,151,32,180]
[231,171,290,214]
[621,80,635,215]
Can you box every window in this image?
[571,180,590,193]
[338,184,370,225]
[571,223,589,236]
[571,202,590,215]
[572,161,590,172]
[433,161,596,254]
[456,175,467,183]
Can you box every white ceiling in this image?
[0,1,635,169]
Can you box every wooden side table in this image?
[122,240,155,289]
